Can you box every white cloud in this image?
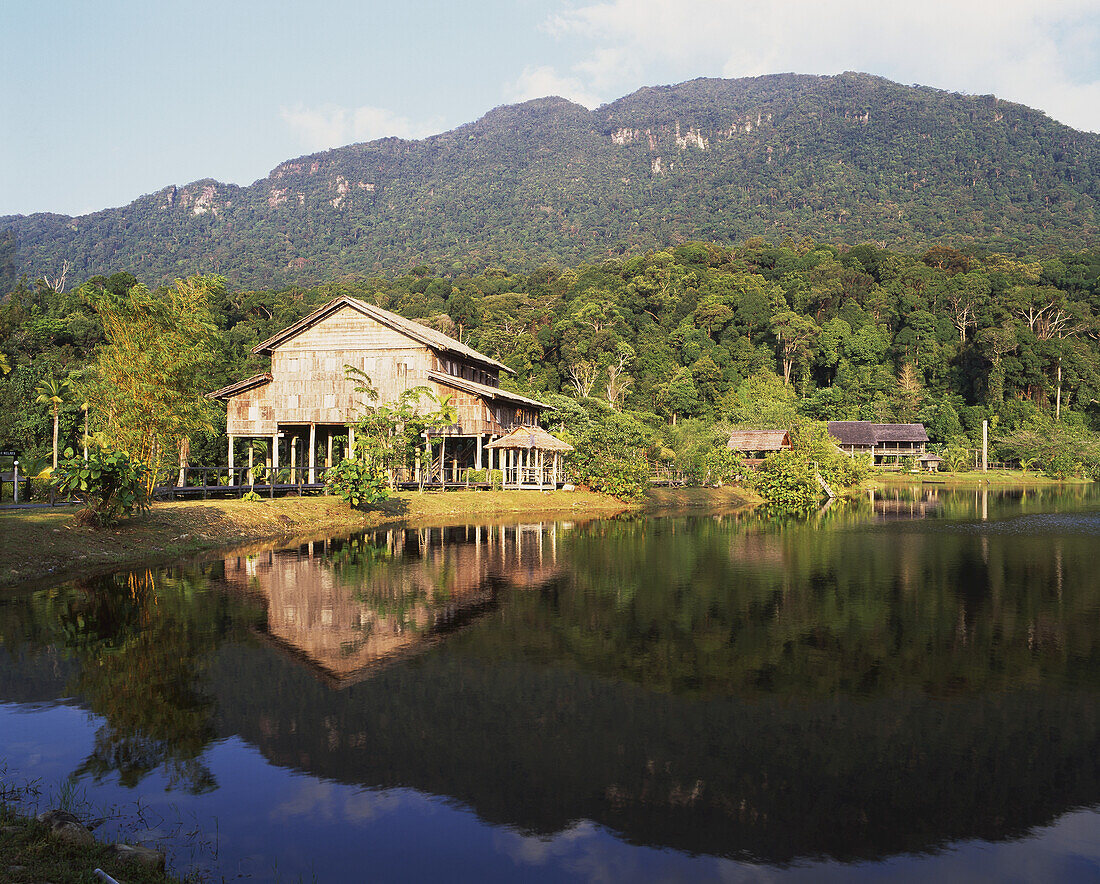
[540,0,1100,131]
[280,104,444,152]
[505,64,604,109]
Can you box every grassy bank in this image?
[874,469,1093,489]
[0,486,761,590]
[0,805,176,884]
[0,489,639,589]
[644,486,761,510]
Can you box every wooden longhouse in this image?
[208,295,555,485]
[827,422,929,466]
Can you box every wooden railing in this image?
[145,463,572,500]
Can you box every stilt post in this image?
[271,431,279,498]
[309,423,316,484]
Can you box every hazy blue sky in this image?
[3,0,1099,216]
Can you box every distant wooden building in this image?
[827,422,929,466]
[208,295,552,483]
[727,430,792,463]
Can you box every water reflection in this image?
[2,489,1100,879]
[219,524,565,685]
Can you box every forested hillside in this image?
[3,72,1099,289]
[4,238,1100,482]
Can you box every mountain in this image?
[3,72,1100,289]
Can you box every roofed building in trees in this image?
[208,295,554,485]
[727,430,792,466]
[827,422,929,467]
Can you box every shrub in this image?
[701,447,743,484]
[942,439,973,472]
[995,416,1100,479]
[50,446,150,527]
[323,458,389,509]
[554,401,654,501]
[746,422,870,512]
[581,455,651,501]
[749,450,820,510]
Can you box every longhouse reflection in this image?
[220,522,565,685]
[867,486,944,520]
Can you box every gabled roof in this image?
[727,430,791,451]
[427,371,551,411]
[827,421,929,445]
[253,295,513,374]
[206,372,272,400]
[485,425,573,452]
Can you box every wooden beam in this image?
[309,423,316,484]
[228,435,235,486]
[271,432,279,497]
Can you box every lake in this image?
[3,485,1100,882]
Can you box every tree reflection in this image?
[459,503,1100,698]
[4,489,1100,865]
[0,566,263,793]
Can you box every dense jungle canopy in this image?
[4,238,1100,481]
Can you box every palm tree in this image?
[35,376,70,470]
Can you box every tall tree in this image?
[604,343,635,411]
[771,310,820,385]
[35,375,70,470]
[80,275,223,491]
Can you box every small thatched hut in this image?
[485,425,573,488]
[727,430,792,463]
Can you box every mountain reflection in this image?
[2,488,1100,868]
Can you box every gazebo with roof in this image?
[485,426,573,489]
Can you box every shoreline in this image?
[872,470,1093,489]
[0,487,757,590]
[0,804,175,884]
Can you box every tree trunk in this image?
[1051,358,1060,420]
[177,437,190,487]
[52,410,59,470]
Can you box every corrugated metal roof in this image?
[427,371,551,410]
[253,295,513,373]
[206,372,272,400]
[827,422,929,445]
[727,430,791,451]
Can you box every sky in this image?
[3,0,1100,217]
